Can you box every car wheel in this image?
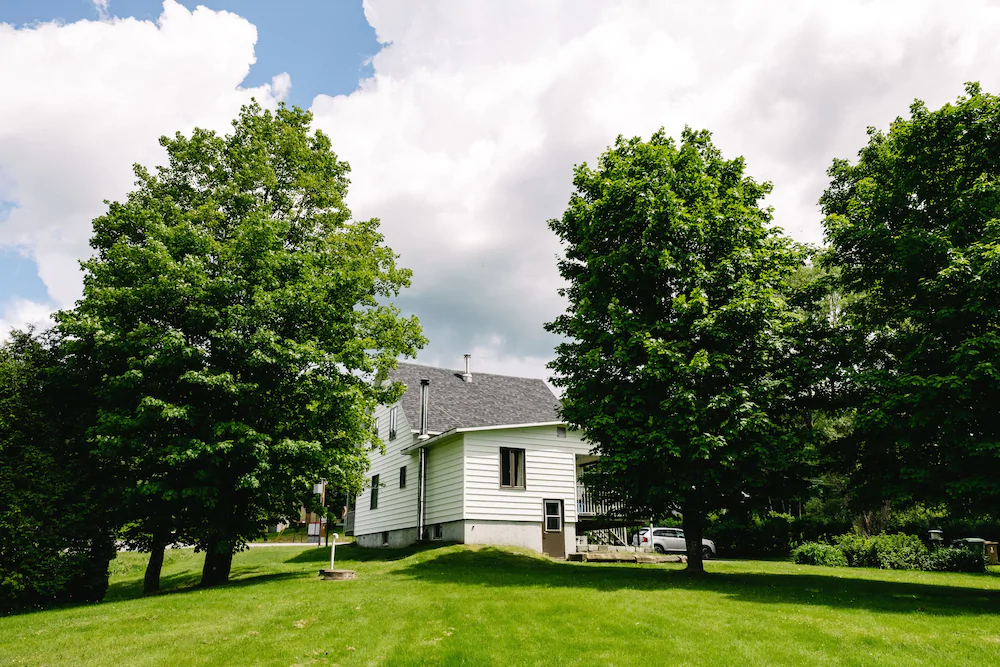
[701,545,712,560]
[654,544,666,554]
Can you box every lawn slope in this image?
[1,544,999,666]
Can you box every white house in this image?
[347,356,603,558]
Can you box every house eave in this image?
[399,420,567,454]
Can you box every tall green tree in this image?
[58,102,424,587]
[0,329,118,612]
[821,82,1000,523]
[547,128,807,572]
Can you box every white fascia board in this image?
[454,421,566,433]
[399,421,568,454]
[400,430,461,455]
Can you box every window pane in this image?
[515,449,525,487]
[545,501,559,516]
[546,516,561,531]
[399,465,406,488]
[500,449,512,487]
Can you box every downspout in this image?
[416,379,430,540]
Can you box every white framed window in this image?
[500,447,526,489]
[370,474,380,510]
[556,426,567,438]
[399,465,407,489]
[389,406,398,441]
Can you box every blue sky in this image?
[0,0,379,313]
[0,1,380,108]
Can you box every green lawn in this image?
[2,545,999,666]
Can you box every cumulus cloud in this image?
[0,0,288,329]
[311,0,1000,377]
[4,0,1000,380]
[0,298,55,340]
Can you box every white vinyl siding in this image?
[353,401,419,536]
[463,426,591,523]
[424,436,464,524]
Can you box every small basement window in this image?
[500,447,526,489]
[399,465,407,489]
[370,474,380,510]
[381,531,389,546]
[432,524,443,540]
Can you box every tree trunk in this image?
[143,536,168,595]
[200,536,234,587]
[682,502,705,575]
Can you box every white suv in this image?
[633,527,716,559]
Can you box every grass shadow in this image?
[285,542,451,565]
[392,548,1000,617]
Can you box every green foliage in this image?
[922,547,987,574]
[56,102,425,582]
[709,511,799,558]
[791,542,848,567]
[821,82,1000,521]
[794,534,987,573]
[546,127,808,569]
[0,330,117,613]
[835,533,928,570]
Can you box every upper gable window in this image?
[389,406,398,441]
[556,426,567,438]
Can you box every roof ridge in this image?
[394,360,549,384]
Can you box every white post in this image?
[329,533,339,571]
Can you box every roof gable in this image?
[389,362,561,433]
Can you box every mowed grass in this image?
[2,544,999,666]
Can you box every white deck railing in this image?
[577,484,628,517]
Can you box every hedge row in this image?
[792,533,987,573]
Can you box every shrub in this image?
[922,547,987,573]
[835,532,928,570]
[708,511,797,558]
[791,542,847,567]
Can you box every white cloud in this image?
[0,298,55,341]
[0,0,288,313]
[92,0,110,21]
[4,1,1000,380]
[310,0,1000,377]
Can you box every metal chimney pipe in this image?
[418,379,430,440]
[462,354,472,383]
[417,379,430,540]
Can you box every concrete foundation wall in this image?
[355,526,419,548]
[357,519,577,557]
[464,520,542,552]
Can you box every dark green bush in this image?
[708,511,797,558]
[791,542,848,567]
[835,532,928,570]
[922,547,987,573]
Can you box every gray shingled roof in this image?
[389,361,562,433]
